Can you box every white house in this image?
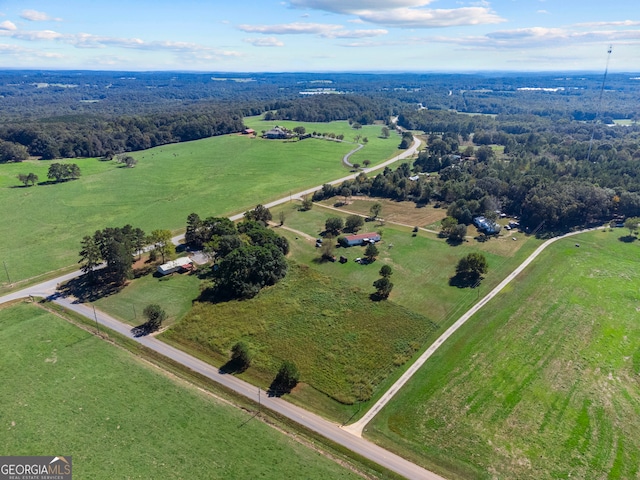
[157,257,193,276]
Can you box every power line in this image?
[586,45,613,163]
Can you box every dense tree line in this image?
[0,109,244,161]
[263,94,396,124]
[316,108,640,233]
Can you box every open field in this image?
[0,131,364,285]
[271,202,541,318]
[318,197,448,230]
[244,116,406,168]
[161,263,438,421]
[367,229,640,480]
[93,269,201,327]
[0,301,365,479]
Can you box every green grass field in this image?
[367,229,640,480]
[272,202,541,321]
[1,126,394,286]
[93,269,201,327]
[243,116,405,168]
[161,263,438,420]
[0,301,364,479]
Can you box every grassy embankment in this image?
[367,229,640,480]
[0,122,401,288]
[0,301,372,480]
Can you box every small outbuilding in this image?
[157,257,193,276]
[243,128,255,135]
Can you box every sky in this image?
[0,0,638,72]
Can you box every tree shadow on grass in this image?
[59,271,125,302]
[218,358,248,375]
[449,273,482,289]
[618,235,637,243]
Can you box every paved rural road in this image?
[0,287,443,480]
[170,136,422,247]
[343,227,600,436]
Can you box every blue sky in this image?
[0,0,637,71]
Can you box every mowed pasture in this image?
[243,116,404,168]
[0,302,363,480]
[161,264,437,420]
[0,131,361,286]
[367,230,640,480]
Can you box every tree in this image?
[624,217,640,236]
[230,341,253,371]
[455,253,488,284]
[381,126,390,138]
[352,122,362,130]
[373,277,393,299]
[440,216,458,237]
[325,217,344,236]
[27,173,38,186]
[293,126,306,135]
[244,204,272,225]
[365,242,379,262]
[150,229,173,263]
[143,304,167,331]
[399,132,413,149]
[379,264,393,278]
[79,235,102,280]
[363,159,371,168]
[369,202,382,220]
[278,210,286,226]
[17,173,29,186]
[300,196,313,211]
[449,224,467,243]
[47,163,81,182]
[272,361,300,393]
[352,163,361,170]
[345,214,364,233]
[341,187,352,204]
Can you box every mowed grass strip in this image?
[161,263,437,409]
[0,132,356,285]
[0,302,363,480]
[367,230,640,480]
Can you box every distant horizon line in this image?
[0,68,638,76]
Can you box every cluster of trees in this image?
[452,253,489,287]
[47,163,81,182]
[189,206,289,300]
[372,265,393,299]
[16,172,38,186]
[0,139,29,162]
[79,225,146,285]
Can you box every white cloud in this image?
[238,22,343,35]
[20,9,62,22]
[0,20,17,31]
[237,22,387,38]
[0,42,63,58]
[244,37,285,47]
[424,26,640,50]
[537,10,549,14]
[288,0,504,28]
[357,7,504,28]
[574,20,640,28]
[289,0,433,14]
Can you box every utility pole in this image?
[93,305,100,334]
[3,260,11,285]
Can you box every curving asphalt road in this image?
[343,226,601,436]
